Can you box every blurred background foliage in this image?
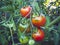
[0,0,60,45]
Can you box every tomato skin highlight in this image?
[32,29,45,41]
[32,15,46,27]
[20,6,31,18]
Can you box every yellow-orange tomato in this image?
[26,26,30,33]
[32,15,46,27]
[20,6,31,18]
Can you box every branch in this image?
[47,16,60,27]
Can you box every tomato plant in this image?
[32,29,45,41]
[20,6,32,18]
[0,0,60,45]
[32,15,46,27]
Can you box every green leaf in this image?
[45,15,51,27]
[0,5,14,11]
[34,2,40,13]
[53,30,59,45]
[58,23,60,33]
[0,34,8,45]
[31,1,40,14]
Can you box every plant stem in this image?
[47,16,60,27]
[9,27,14,45]
[22,24,30,34]
[30,10,33,35]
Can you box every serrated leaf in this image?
[31,1,40,13]
[0,5,14,11]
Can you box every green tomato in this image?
[29,39,35,45]
[19,36,29,44]
[18,23,28,32]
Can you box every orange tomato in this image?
[20,6,31,18]
[32,15,46,27]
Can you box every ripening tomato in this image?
[32,29,44,41]
[26,25,30,33]
[20,6,32,18]
[32,15,46,27]
[18,23,30,33]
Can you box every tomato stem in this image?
[30,8,34,35]
[22,24,30,34]
[9,27,14,45]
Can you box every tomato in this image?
[18,23,30,33]
[32,29,44,41]
[19,36,29,44]
[26,25,30,33]
[29,39,35,45]
[20,6,32,18]
[32,15,46,27]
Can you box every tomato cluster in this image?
[19,6,46,44]
[32,15,46,41]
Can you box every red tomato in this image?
[32,29,44,41]
[32,15,46,27]
[20,6,31,18]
